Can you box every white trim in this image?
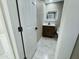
[0,0,20,59]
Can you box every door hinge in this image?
[18,27,23,32]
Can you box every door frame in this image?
[54,0,79,59]
[0,0,20,59]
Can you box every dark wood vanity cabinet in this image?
[42,26,58,38]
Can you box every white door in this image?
[18,0,38,59]
[0,6,15,59]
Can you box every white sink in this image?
[43,23,56,26]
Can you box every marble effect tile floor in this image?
[33,37,57,59]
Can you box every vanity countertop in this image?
[43,23,56,26]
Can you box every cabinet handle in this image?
[35,27,38,30]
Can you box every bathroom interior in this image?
[2,0,64,59]
[1,0,79,59]
[33,0,64,59]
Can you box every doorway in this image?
[33,0,64,59]
[5,0,64,59]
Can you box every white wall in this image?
[71,34,79,59]
[0,5,15,59]
[43,2,63,28]
[55,0,79,59]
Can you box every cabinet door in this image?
[42,26,57,38]
[18,0,37,59]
